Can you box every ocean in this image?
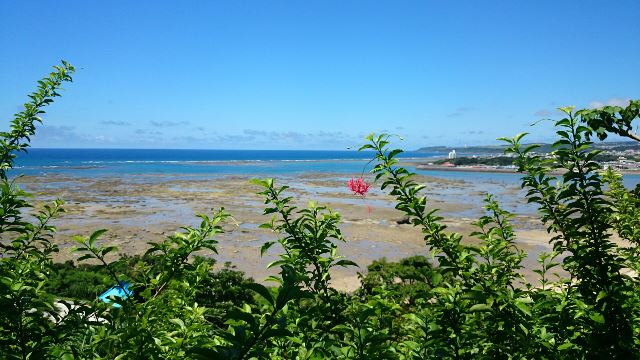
[11,148,640,189]
[12,148,440,177]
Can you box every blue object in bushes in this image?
[98,281,132,308]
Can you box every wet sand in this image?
[17,172,556,291]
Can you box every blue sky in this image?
[1,1,639,150]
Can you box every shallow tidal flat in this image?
[18,172,553,291]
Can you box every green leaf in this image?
[170,318,186,329]
[334,259,358,268]
[388,149,404,159]
[557,342,575,351]
[519,324,529,335]
[266,259,287,269]
[469,304,492,312]
[260,241,275,256]
[589,312,605,324]
[227,309,257,330]
[514,301,532,316]
[89,229,108,245]
[101,245,118,257]
[558,106,575,115]
[246,282,274,305]
[76,254,94,262]
[513,132,529,143]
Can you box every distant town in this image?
[415,141,640,173]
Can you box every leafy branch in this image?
[0,60,75,179]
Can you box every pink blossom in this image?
[347,177,370,197]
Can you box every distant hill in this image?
[416,141,640,154]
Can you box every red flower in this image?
[347,177,370,197]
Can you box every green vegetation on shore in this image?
[433,154,640,167]
[433,156,516,166]
[417,141,640,155]
[2,62,640,359]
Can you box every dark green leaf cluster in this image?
[581,100,640,141]
[433,156,516,166]
[358,256,437,305]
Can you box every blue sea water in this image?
[11,148,640,189]
[13,148,440,177]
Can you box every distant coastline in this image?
[415,140,640,154]
[412,163,640,175]
[415,164,519,174]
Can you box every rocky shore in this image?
[17,172,555,291]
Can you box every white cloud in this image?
[100,120,130,126]
[447,106,474,118]
[533,109,553,117]
[150,120,190,127]
[33,125,115,146]
[588,97,631,109]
